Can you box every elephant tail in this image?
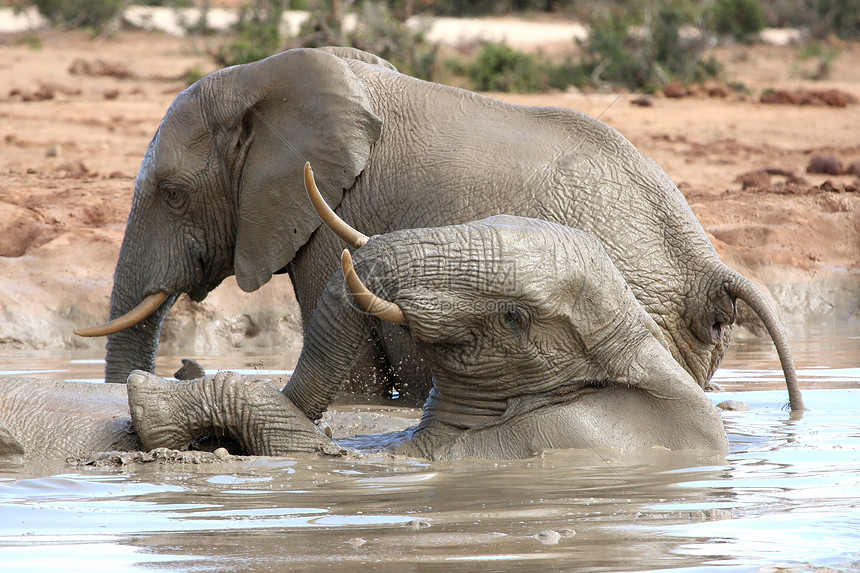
[725,271,804,411]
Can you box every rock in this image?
[761,88,857,107]
[406,519,431,530]
[717,400,751,411]
[690,508,735,521]
[807,155,845,175]
[535,529,561,545]
[663,81,687,98]
[845,161,860,177]
[739,170,771,190]
[174,358,206,380]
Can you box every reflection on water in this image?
[1,335,859,571]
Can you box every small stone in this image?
[663,81,687,98]
[346,537,366,548]
[690,508,735,521]
[406,519,431,530]
[213,447,230,460]
[535,529,561,545]
[807,155,844,175]
[717,400,750,411]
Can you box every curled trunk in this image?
[127,370,340,456]
[726,271,804,411]
[282,265,384,420]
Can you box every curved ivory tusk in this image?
[341,249,408,325]
[74,292,169,337]
[304,162,369,249]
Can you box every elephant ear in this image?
[315,46,399,71]
[232,48,382,292]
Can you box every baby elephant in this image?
[126,167,728,460]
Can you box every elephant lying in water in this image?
[121,169,728,460]
[73,46,803,413]
[1,209,728,460]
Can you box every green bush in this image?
[27,0,125,29]
[463,42,547,92]
[711,0,767,42]
[761,0,859,39]
[345,2,440,81]
[216,0,286,67]
[576,1,719,92]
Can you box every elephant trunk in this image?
[127,370,339,456]
[103,278,175,383]
[282,264,384,420]
[725,271,804,411]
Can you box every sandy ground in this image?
[0,23,858,359]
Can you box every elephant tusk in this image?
[341,249,408,325]
[304,162,369,248]
[74,292,169,337]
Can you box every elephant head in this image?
[128,207,728,459]
[75,48,386,383]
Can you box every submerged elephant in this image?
[1,209,727,461]
[0,378,139,460]
[128,208,728,460]
[76,46,802,411]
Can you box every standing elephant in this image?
[76,46,802,411]
[127,211,729,460]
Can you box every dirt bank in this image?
[0,29,857,358]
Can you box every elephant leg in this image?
[127,371,341,456]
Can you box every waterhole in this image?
[1,332,858,571]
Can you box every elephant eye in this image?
[159,181,186,211]
[501,305,529,333]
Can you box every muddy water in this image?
[1,334,859,572]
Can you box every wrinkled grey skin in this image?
[126,216,729,461]
[0,378,139,461]
[101,46,801,410]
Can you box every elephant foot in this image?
[127,370,341,457]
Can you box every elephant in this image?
[126,208,729,460]
[0,377,139,460]
[75,46,803,411]
[1,207,727,461]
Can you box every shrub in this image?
[711,0,767,42]
[215,0,286,67]
[26,0,125,30]
[463,42,547,92]
[343,2,440,81]
[577,1,719,92]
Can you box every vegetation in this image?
[215,0,287,67]
[25,0,125,30]
[456,42,547,92]
[15,0,858,91]
[711,0,767,42]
